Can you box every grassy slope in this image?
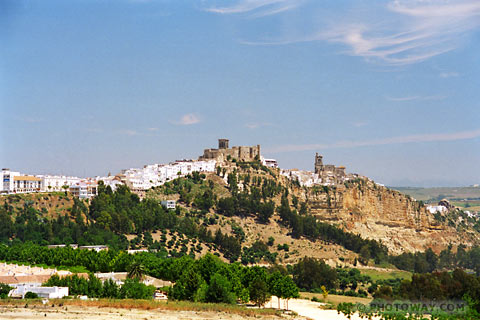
[358,268,412,282]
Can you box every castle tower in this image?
[314,153,323,174]
[218,139,229,149]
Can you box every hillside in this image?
[2,159,479,265]
[145,159,480,259]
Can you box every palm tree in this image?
[127,261,146,281]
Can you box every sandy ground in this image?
[0,299,377,320]
[0,305,279,320]
[267,297,378,320]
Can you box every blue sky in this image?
[1,0,479,186]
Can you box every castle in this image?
[314,153,346,185]
[199,139,261,163]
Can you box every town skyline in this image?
[1,0,479,187]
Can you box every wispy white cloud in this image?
[266,128,480,153]
[173,113,201,125]
[385,95,447,101]
[212,0,480,65]
[321,1,480,65]
[206,0,301,17]
[439,72,460,78]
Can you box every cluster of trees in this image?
[89,183,178,234]
[0,243,298,306]
[399,270,480,309]
[169,254,298,306]
[390,245,480,275]
[217,172,279,223]
[0,199,129,249]
[291,257,401,299]
[371,269,480,315]
[292,257,337,291]
[213,229,241,262]
[241,241,278,265]
[1,185,244,261]
[44,274,155,299]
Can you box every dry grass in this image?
[0,299,281,317]
[299,292,372,308]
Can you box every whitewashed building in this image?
[9,284,69,299]
[1,169,20,193]
[426,205,448,214]
[262,158,278,168]
[69,182,98,199]
[119,159,216,194]
[161,200,176,209]
[38,175,82,192]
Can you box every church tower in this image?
[314,153,323,174]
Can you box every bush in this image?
[0,283,12,299]
[119,279,155,299]
[205,273,236,304]
[24,292,39,299]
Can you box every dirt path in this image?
[267,297,377,320]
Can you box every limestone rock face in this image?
[305,180,477,254]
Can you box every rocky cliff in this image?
[302,179,478,254]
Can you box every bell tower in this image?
[314,153,323,174]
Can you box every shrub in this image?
[24,292,39,299]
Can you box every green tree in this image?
[205,273,236,304]
[249,276,270,307]
[0,283,12,299]
[359,245,371,265]
[119,279,155,299]
[293,257,337,291]
[102,279,119,298]
[127,261,146,280]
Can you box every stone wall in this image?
[199,142,260,163]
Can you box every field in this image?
[393,186,480,202]
[298,292,372,308]
[358,267,412,282]
[393,186,480,212]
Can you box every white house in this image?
[69,182,97,199]
[38,175,82,192]
[12,175,42,193]
[261,158,278,168]
[1,169,20,193]
[426,205,448,214]
[119,160,217,194]
[161,200,176,210]
[9,284,69,299]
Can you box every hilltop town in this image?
[1,139,355,199]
